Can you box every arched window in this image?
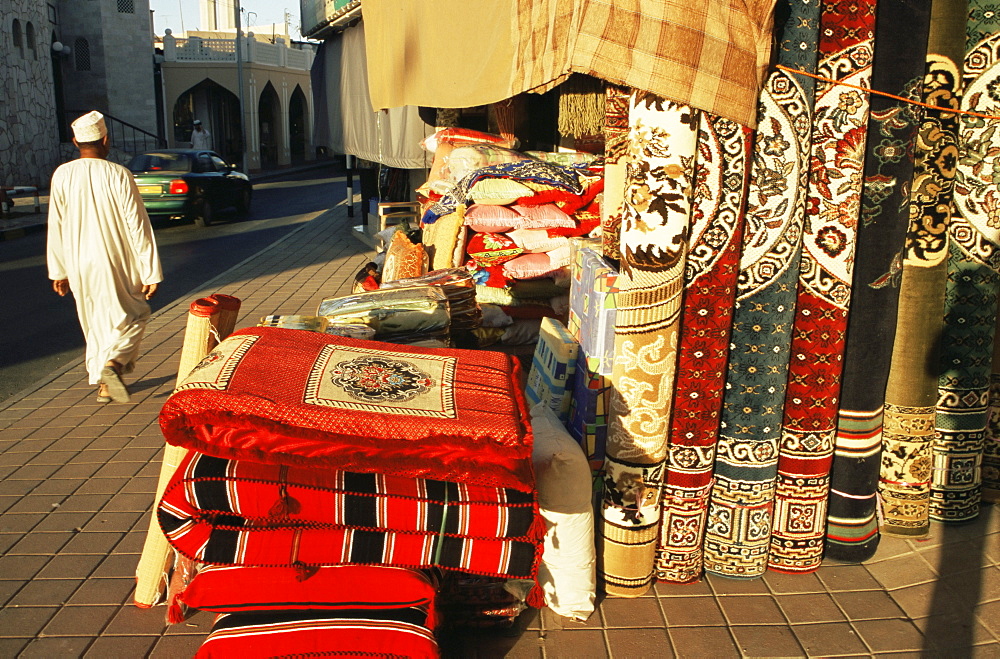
[25,22,36,59]
[74,37,90,71]
[12,19,23,58]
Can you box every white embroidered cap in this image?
[71,111,107,142]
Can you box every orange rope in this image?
[775,64,1000,120]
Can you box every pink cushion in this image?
[510,204,576,229]
[465,204,521,233]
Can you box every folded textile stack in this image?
[418,158,603,346]
[317,286,451,347]
[379,268,483,342]
[566,246,619,469]
[156,327,546,651]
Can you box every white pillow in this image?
[530,403,596,621]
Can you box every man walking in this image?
[191,119,212,149]
[47,111,163,403]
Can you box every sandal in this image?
[100,365,131,403]
[97,384,112,403]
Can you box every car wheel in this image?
[194,200,213,228]
[236,188,251,216]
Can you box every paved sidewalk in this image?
[0,201,998,657]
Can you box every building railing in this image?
[161,31,314,71]
[60,111,166,154]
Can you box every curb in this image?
[0,219,45,242]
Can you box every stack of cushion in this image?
[158,327,548,652]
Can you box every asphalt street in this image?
[0,164,348,403]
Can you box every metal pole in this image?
[345,154,354,218]
[234,0,248,173]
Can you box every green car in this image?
[127,149,252,227]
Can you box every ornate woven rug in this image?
[876,0,966,539]
[931,25,1000,522]
[601,84,630,262]
[701,0,817,579]
[802,0,930,569]
[770,0,876,571]
[655,113,749,583]
[599,93,696,597]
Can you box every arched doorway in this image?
[289,85,308,164]
[257,82,281,170]
[173,79,242,166]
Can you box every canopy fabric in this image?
[362,0,777,128]
[313,22,432,169]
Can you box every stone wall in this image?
[102,0,157,134]
[0,1,63,188]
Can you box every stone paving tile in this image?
[913,611,1000,649]
[660,595,726,626]
[102,606,170,635]
[888,581,970,619]
[731,624,804,657]
[67,578,136,606]
[718,594,787,625]
[537,628,604,658]
[817,564,883,591]
[0,533,18,553]
[73,479,128,495]
[0,554,50,580]
[866,552,939,589]
[18,636,93,658]
[162,609,215,635]
[0,579,25,606]
[41,605,118,636]
[56,494,118,513]
[600,595,665,628]
[82,511,144,533]
[8,578,81,606]
[940,565,1000,603]
[31,479,83,496]
[34,553,104,579]
[91,553,142,579]
[0,605,60,637]
[0,496,21,514]
[32,511,95,533]
[775,592,846,624]
[706,574,770,595]
[84,635,158,658]
[7,531,74,554]
[790,621,867,656]
[0,638,30,656]
[853,618,926,653]
[832,589,907,620]
[977,599,1000,636]
[654,579,714,597]
[763,570,825,594]
[6,494,68,515]
[669,625,739,657]
[605,626,674,656]
[149,631,209,657]
[0,477,41,496]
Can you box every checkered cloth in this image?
[511,0,776,127]
[158,452,543,581]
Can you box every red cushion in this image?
[180,565,436,613]
[195,608,439,658]
[466,232,523,267]
[160,327,535,493]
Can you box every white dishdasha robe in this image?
[46,158,163,385]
